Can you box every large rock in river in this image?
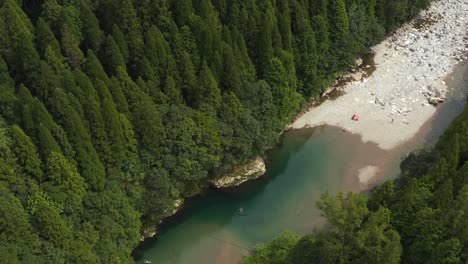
[211,156,266,188]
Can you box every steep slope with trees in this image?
[0,0,431,262]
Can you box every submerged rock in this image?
[211,156,266,188]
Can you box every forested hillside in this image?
[0,0,430,262]
[243,104,468,263]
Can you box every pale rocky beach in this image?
[291,0,467,150]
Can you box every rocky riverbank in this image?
[140,0,467,243]
[140,156,267,241]
[141,155,269,240]
[291,0,467,150]
[140,198,184,241]
[140,157,267,240]
[210,156,266,188]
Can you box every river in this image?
[135,62,466,264]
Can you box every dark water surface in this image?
[136,62,466,264]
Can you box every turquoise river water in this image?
[136,63,467,264]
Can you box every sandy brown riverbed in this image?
[291,0,467,150]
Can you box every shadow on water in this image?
[134,132,317,260]
[135,61,466,264]
[135,125,397,264]
[423,61,467,144]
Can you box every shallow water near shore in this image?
[136,62,466,264]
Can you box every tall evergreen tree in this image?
[60,24,84,70]
[297,30,320,96]
[0,58,16,122]
[101,35,126,76]
[35,17,61,57]
[277,0,293,52]
[111,24,129,62]
[48,88,106,191]
[9,125,43,182]
[172,0,194,26]
[0,0,41,86]
[79,1,102,53]
[265,58,296,122]
[328,0,352,69]
[116,67,163,155]
[256,8,275,77]
[311,15,331,76]
[113,0,143,59]
[195,60,222,109]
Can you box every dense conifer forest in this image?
[0,0,431,262]
[243,105,468,263]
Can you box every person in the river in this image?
[237,207,247,216]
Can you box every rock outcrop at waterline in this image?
[140,158,266,240]
[211,156,267,188]
[140,199,184,241]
